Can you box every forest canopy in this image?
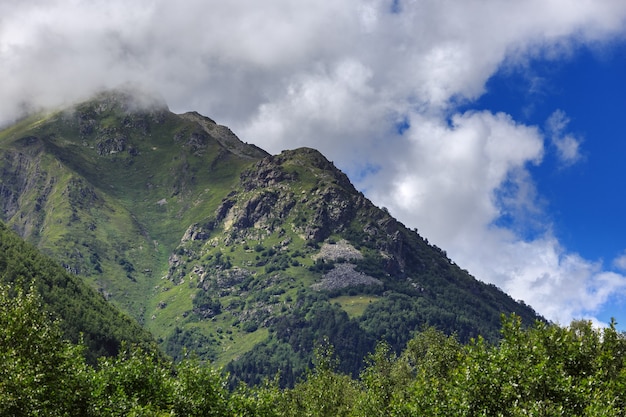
[2,282,625,416]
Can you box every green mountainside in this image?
[0,89,541,383]
[0,221,154,363]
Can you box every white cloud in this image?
[2,0,626,324]
[613,252,626,271]
[546,109,583,165]
[363,109,626,325]
[368,110,544,243]
[457,234,626,325]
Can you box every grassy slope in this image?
[0,98,256,323]
[0,95,285,367]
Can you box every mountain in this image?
[0,89,541,384]
[0,221,155,363]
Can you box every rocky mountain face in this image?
[0,90,541,385]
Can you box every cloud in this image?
[457,233,626,325]
[2,0,626,324]
[368,110,544,242]
[546,109,583,166]
[613,252,626,271]
[238,58,380,158]
[363,109,626,325]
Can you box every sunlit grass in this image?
[213,328,270,368]
[331,295,380,319]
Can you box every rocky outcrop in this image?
[313,239,363,261]
[180,111,269,160]
[312,263,382,291]
[0,146,56,238]
[239,155,298,192]
[96,135,127,155]
[181,223,211,242]
[234,148,369,243]
[301,185,361,242]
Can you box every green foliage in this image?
[192,289,222,317]
[279,340,360,417]
[390,316,626,417]
[352,250,388,278]
[0,283,232,416]
[308,258,335,273]
[0,222,154,363]
[164,326,218,362]
[226,338,308,388]
[354,342,399,415]
[269,294,377,379]
[0,284,91,416]
[4,289,626,417]
[170,357,231,416]
[330,295,380,319]
[91,345,172,416]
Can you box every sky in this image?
[1,0,626,327]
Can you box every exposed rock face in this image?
[66,89,169,141]
[173,129,209,155]
[0,144,56,238]
[313,239,363,261]
[239,155,298,192]
[182,146,419,283]
[232,191,284,229]
[233,148,370,243]
[312,263,382,291]
[96,135,127,155]
[181,224,211,242]
[179,111,268,160]
[209,149,360,245]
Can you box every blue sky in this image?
[475,44,626,257]
[1,0,626,326]
[473,44,626,325]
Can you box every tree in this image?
[354,342,399,416]
[280,339,358,417]
[90,344,173,416]
[0,284,91,416]
[171,356,231,417]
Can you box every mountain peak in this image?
[179,111,268,160]
[80,87,169,114]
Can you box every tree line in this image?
[2,282,626,416]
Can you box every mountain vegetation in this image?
[0,221,154,363]
[0,89,541,383]
[2,283,625,416]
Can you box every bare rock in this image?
[312,263,382,291]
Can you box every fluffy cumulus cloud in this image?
[2,0,626,323]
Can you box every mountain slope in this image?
[0,90,267,319]
[0,89,541,383]
[0,221,155,363]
